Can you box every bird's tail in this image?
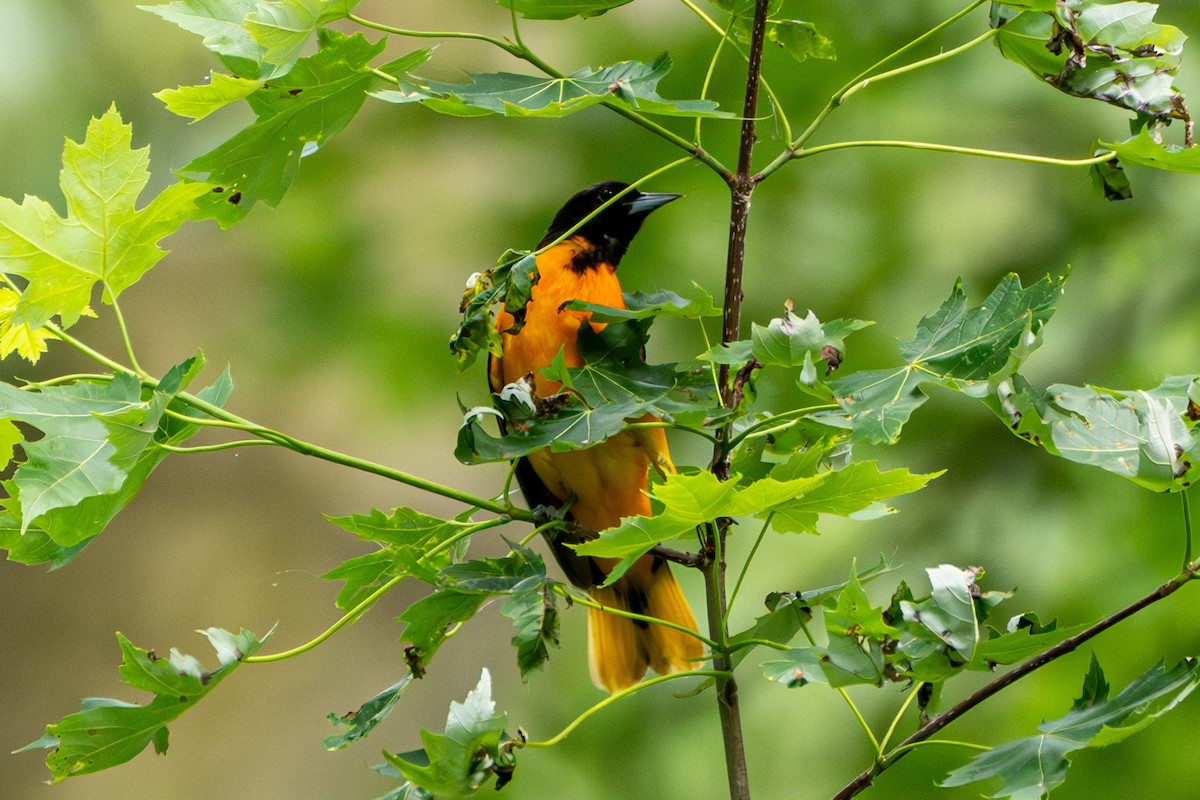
[587,558,705,693]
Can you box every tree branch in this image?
[706,2,772,799]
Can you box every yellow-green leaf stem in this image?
[247,516,512,663]
[556,584,721,650]
[521,669,732,748]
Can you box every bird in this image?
[487,180,704,693]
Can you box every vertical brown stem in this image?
[707,2,771,800]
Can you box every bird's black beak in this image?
[624,192,681,216]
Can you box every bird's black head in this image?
[538,180,680,268]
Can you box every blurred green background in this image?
[2,1,1200,798]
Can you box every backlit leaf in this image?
[179,30,390,225]
[0,106,210,328]
[155,72,264,121]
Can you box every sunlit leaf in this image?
[576,462,934,562]
[155,72,264,121]
[244,0,361,71]
[766,461,940,534]
[0,106,211,328]
[140,0,267,77]
[0,360,233,564]
[0,287,56,363]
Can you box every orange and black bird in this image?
[488,181,704,693]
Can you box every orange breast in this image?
[492,238,673,531]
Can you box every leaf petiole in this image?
[877,681,924,756]
[521,669,732,748]
[839,687,883,760]
[245,574,406,664]
[792,140,1117,168]
[1182,491,1194,572]
[724,514,772,622]
[556,585,720,650]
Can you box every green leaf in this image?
[733,559,899,678]
[992,0,1190,126]
[457,317,719,463]
[989,374,1200,491]
[1100,128,1200,174]
[766,461,941,534]
[898,565,995,662]
[398,590,486,673]
[815,273,1065,443]
[577,460,935,562]
[703,303,870,370]
[21,627,269,781]
[324,675,413,751]
[383,669,512,797]
[383,53,730,119]
[154,72,264,121]
[563,283,721,322]
[968,613,1084,669]
[0,358,227,562]
[767,20,836,62]
[244,0,361,72]
[323,507,472,607]
[140,0,268,78]
[0,105,210,328]
[180,30,389,225]
[439,544,563,677]
[501,584,561,677]
[498,0,635,20]
[941,656,1200,798]
[449,250,535,369]
[1089,152,1134,200]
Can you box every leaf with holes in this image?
[988,374,1200,491]
[813,273,1065,443]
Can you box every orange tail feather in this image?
[587,561,705,693]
